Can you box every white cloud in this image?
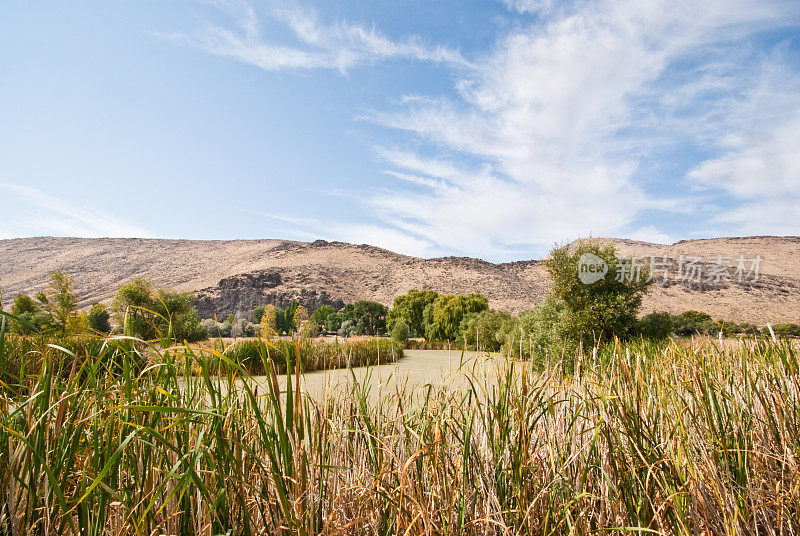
[358,0,800,257]
[629,226,672,244]
[181,3,470,73]
[381,171,448,191]
[690,109,800,199]
[503,0,556,14]
[0,183,150,238]
[689,108,800,235]
[187,0,800,258]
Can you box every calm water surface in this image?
[250,349,508,402]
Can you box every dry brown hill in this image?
[0,236,797,324]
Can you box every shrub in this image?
[9,294,52,334]
[201,319,232,338]
[222,337,403,375]
[87,303,112,334]
[637,312,674,340]
[113,278,206,341]
[338,319,356,337]
[231,319,257,338]
[769,323,800,338]
[390,319,410,343]
[738,323,761,336]
[673,311,712,336]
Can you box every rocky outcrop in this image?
[0,236,797,324]
[195,270,345,318]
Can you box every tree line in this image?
[386,240,799,358]
[3,274,206,341]
[3,241,796,349]
[205,299,391,339]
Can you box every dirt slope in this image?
[0,236,797,324]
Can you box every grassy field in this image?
[0,330,798,534]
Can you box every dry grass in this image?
[0,330,798,535]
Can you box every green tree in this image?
[112,278,205,341]
[87,303,112,334]
[324,310,343,333]
[673,311,713,336]
[516,296,572,365]
[637,312,674,340]
[252,304,290,334]
[461,309,516,351]
[544,241,651,345]
[153,289,206,342]
[770,323,800,338]
[293,305,309,330]
[309,305,336,331]
[66,311,89,334]
[9,293,51,334]
[11,294,38,316]
[251,305,266,325]
[738,323,760,336]
[387,289,439,337]
[284,301,299,333]
[390,319,410,343]
[350,300,388,336]
[113,278,157,338]
[424,293,489,340]
[275,307,289,334]
[39,270,80,335]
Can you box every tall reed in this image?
[0,313,798,535]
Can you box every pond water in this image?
[256,349,508,402]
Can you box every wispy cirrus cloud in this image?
[182,0,800,259]
[357,0,800,256]
[169,2,470,73]
[0,183,150,239]
[689,106,800,235]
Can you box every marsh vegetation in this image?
[0,327,798,534]
[1,240,798,534]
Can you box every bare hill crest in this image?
[1,236,798,324]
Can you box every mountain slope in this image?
[0,236,797,324]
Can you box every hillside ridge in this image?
[1,236,798,324]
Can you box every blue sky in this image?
[1,0,799,261]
